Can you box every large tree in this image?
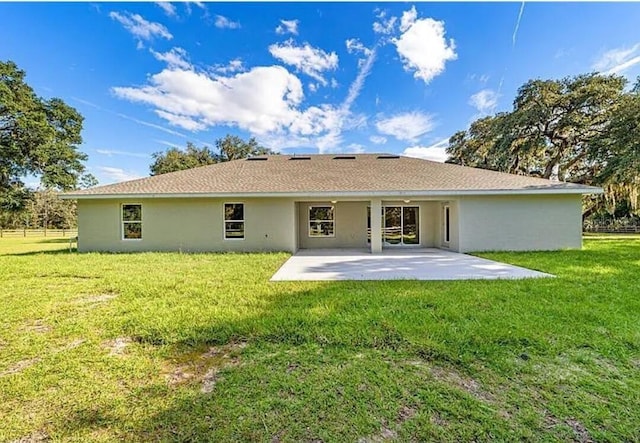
[150,135,276,175]
[0,60,93,211]
[447,73,638,219]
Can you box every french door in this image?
[368,206,420,246]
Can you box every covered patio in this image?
[270,248,553,281]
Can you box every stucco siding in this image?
[298,201,369,249]
[458,195,582,252]
[77,197,296,252]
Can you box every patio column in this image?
[370,198,382,254]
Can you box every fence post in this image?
[23,228,26,237]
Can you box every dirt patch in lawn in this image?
[21,319,51,334]
[0,357,42,377]
[9,430,49,443]
[103,337,131,356]
[164,341,246,392]
[0,339,85,378]
[428,366,497,405]
[544,413,593,442]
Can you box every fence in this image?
[583,225,640,234]
[0,228,78,238]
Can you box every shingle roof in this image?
[65,154,601,198]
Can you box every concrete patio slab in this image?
[270,248,553,281]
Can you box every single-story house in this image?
[62,154,602,253]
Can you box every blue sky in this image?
[2,2,640,185]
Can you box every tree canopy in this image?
[0,60,94,211]
[150,135,277,175]
[447,73,639,220]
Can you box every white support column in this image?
[370,198,382,254]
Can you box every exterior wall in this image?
[298,201,369,249]
[297,200,441,249]
[457,194,583,252]
[77,197,297,253]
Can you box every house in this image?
[62,154,602,253]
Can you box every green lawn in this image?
[1,236,639,442]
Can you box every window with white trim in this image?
[309,205,335,237]
[122,204,142,240]
[224,203,244,240]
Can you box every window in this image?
[309,205,335,237]
[224,203,244,240]
[443,205,450,244]
[122,204,142,240]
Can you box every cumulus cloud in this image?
[402,138,449,163]
[155,2,177,18]
[212,58,245,74]
[593,43,640,75]
[375,112,435,142]
[276,19,299,35]
[373,10,397,35]
[109,11,172,46]
[150,47,191,69]
[369,135,387,145]
[96,166,144,184]
[268,41,338,86]
[392,10,457,84]
[113,66,309,134]
[214,15,240,29]
[469,89,499,114]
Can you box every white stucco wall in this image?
[77,197,297,253]
[457,194,583,252]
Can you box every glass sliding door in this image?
[383,206,402,245]
[402,206,419,245]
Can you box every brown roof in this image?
[66,154,601,198]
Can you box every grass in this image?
[1,236,639,442]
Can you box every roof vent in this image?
[377,155,400,159]
[246,157,268,161]
[289,156,311,160]
[333,155,356,160]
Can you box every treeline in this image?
[0,190,76,229]
[447,73,639,223]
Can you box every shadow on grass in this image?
[3,248,78,256]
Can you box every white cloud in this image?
[268,41,338,86]
[392,10,456,84]
[96,149,151,158]
[593,43,640,75]
[375,112,435,142]
[112,64,351,145]
[402,138,449,163]
[345,38,372,57]
[155,2,177,18]
[308,83,318,93]
[96,166,144,183]
[469,89,499,114]
[212,58,245,74]
[214,15,240,29]
[109,11,172,45]
[150,47,191,69]
[399,5,418,32]
[373,11,397,35]
[369,135,387,145]
[345,143,366,153]
[276,19,299,35]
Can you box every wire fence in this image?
[0,228,78,238]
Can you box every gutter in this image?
[60,187,604,200]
